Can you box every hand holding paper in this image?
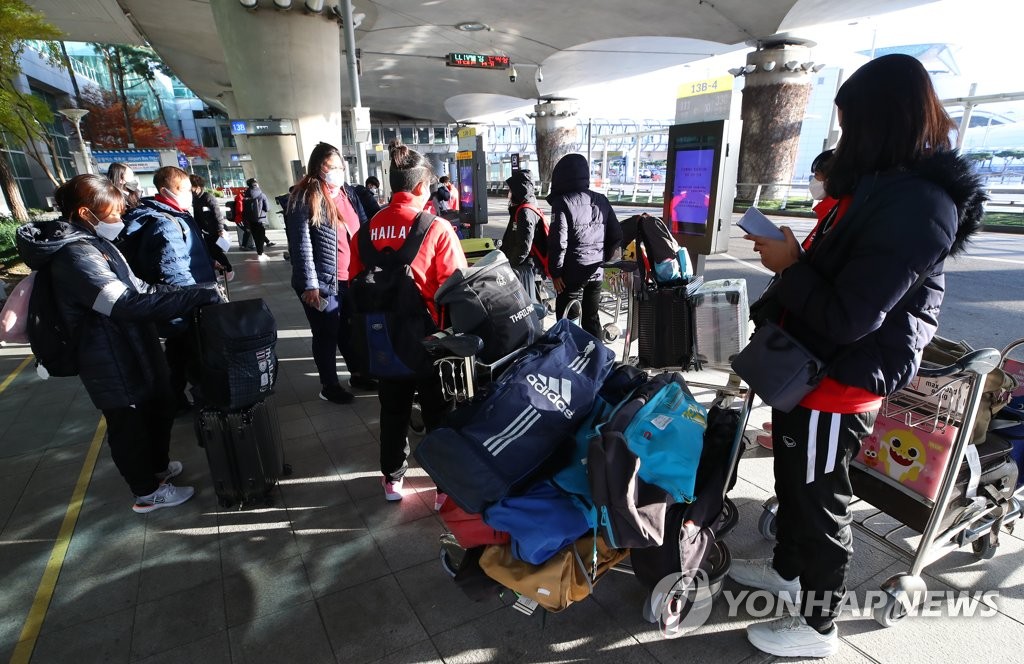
[737,207,785,240]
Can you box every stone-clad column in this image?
[735,40,818,202]
[532,99,579,195]
[209,3,344,227]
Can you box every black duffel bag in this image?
[188,298,278,409]
[434,249,541,363]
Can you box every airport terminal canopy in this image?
[29,0,938,123]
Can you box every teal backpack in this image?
[554,369,708,549]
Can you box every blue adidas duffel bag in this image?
[414,319,615,514]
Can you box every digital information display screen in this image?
[459,164,474,209]
[669,147,715,236]
[446,53,511,70]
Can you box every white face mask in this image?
[89,212,124,241]
[324,169,345,188]
[809,178,827,201]
[164,187,194,210]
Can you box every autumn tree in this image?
[89,42,136,145]
[0,0,63,221]
[79,87,172,149]
[175,137,208,161]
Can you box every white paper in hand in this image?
[737,207,785,241]
[216,235,232,252]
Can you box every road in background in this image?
[482,198,1024,354]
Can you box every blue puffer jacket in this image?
[545,154,622,285]
[119,198,217,287]
[284,186,367,296]
[16,220,220,410]
[766,151,985,397]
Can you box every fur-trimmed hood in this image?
[909,151,986,257]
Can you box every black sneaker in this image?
[319,384,354,404]
[349,375,379,391]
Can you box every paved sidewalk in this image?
[1,228,1022,664]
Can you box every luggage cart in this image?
[598,260,638,347]
[425,337,755,627]
[757,344,1022,627]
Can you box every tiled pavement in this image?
[1,225,1023,664]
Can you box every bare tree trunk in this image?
[59,41,84,109]
[17,117,61,187]
[143,79,169,128]
[112,48,136,145]
[0,149,30,222]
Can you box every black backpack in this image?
[27,264,79,378]
[346,212,437,379]
[433,249,541,364]
[188,298,278,409]
[243,196,260,226]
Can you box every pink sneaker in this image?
[382,476,405,501]
[434,492,448,511]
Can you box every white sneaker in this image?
[382,476,405,501]
[728,558,800,596]
[257,254,269,262]
[155,460,183,482]
[132,482,195,513]
[225,270,235,282]
[747,614,838,658]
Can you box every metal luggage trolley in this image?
[758,344,1022,627]
[598,260,638,344]
[424,332,757,624]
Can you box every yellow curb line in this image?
[0,356,32,395]
[9,417,105,664]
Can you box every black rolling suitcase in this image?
[196,400,288,508]
[636,287,696,370]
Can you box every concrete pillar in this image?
[209,3,344,228]
[735,40,817,202]
[533,99,579,195]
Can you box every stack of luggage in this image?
[620,214,702,370]
[415,317,747,617]
[188,298,287,508]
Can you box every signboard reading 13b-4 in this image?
[445,53,511,70]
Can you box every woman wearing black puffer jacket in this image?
[17,175,221,514]
[728,54,985,659]
[546,153,622,338]
[284,142,372,405]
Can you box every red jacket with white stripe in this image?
[348,192,467,326]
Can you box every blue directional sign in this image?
[177,154,189,169]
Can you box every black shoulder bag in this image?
[731,270,930,413]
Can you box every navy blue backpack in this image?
[414,319,615,513]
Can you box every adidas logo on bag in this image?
[568,340,596,374]
[526,374,574,419]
